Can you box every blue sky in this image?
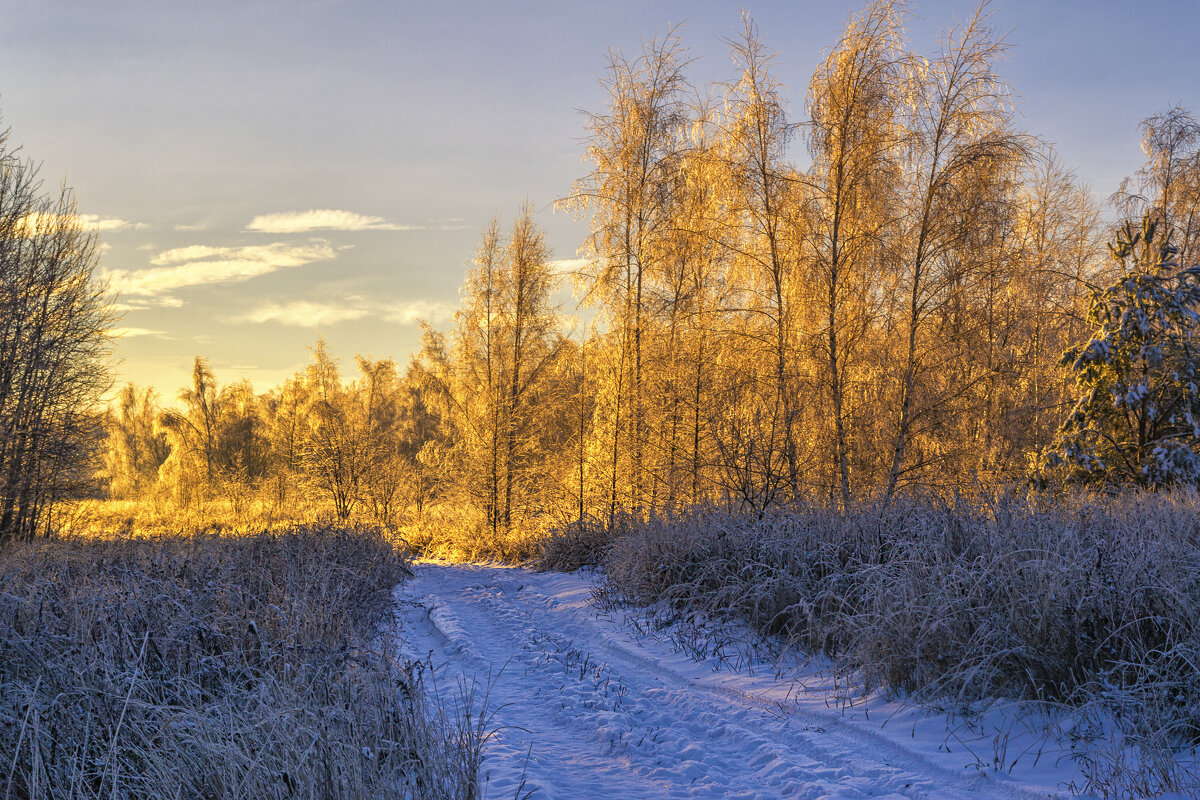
[1,0,1197,396]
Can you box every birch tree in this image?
[158,357,223,504]
[714,16,806,504]
[883,4,1029,498]
[102,384,169,499]
[1114,106,1200,263]
[566,30,691,520]
[263,375,309,508]
[805,0,905,503]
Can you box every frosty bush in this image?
[1047,216,1200,487]
[596,495,1200,795]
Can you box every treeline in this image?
[103,345,441,524]
[102,2,1200,535]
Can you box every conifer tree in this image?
[430,209,564,537]
[1048,216,1200,487]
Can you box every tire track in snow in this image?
[395,563,1070,800]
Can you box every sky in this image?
[1,0,1198,399]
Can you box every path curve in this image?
[395,562,1072,800]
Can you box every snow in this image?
[394,561,1188,799]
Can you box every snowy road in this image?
[395,562,1081,800]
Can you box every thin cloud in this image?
[106,241,336,297]
[15,212,147,236]
[108,326,169,339]
[78,214,149,232]
[385,300,455,325]
[151,244,235,266]
[114,296,184,312]
[246,209,467,233]
[242,301,371,327]
[239,297,454,328]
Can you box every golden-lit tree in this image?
[158,357,223,505]
[426,208,566,537]
[964,150,1105,479]
[1115,106,1200,263]
[670,110,730,509]
[262,375,310,508]
[804,0,904,503]
[299,339,374,521]
[350,355,404,524]
[214,379,271,488]
[559,331,598,522]
[881,3,1030,498]
[157,359,270,508]
[567,29,692,520]
[102,384,169,499]
[710,16,806,508]
[387,358,447,519]
[424,218,506,534]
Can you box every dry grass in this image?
[400,506,551,564]
[53,496,326,539]
[62,497,554,565]
[0,524,487,799]
[589,493,1200,797]
[531,514,626,573]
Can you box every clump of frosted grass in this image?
[595,493,1200,796]
[0,525,488,800]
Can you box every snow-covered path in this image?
[395,562,1081,800]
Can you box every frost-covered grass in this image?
[575,494,1200,796]
[530,515,614,572]
[0,525,486,800]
